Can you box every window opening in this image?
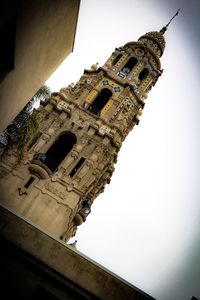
[24,176,35,188]
[112,54,122,66]
[87,88,112,116]
[36,132,76,173]
[69,157,86,178]
[122,57,138,74]
[139,68,149,81]
[81,200,91,215]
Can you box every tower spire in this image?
[160,9,180,34]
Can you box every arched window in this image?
[139,68,149,82]
[87,88,112,116]
[121,57,138,74]
[112,54,122,66]
[36,132,76,172]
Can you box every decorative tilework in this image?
[103,80,109,86]
[114,87,121,93]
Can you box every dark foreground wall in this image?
[0,205,155,300]
[0,236,98,300]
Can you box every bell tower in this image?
[0,13,179,242]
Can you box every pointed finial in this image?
[68,240,77,249]
[160,9,180,34]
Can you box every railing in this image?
[34,153,58,173]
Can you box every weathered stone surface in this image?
[0,26,163,241]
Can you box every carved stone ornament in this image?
[52,119,64,130]
[18,187,27,196]
[29,163,50,179]
[99,125,110,135]
[90,62,99,71]
[45,182,65,200]
[42,133,51,143]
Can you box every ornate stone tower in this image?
[0,14,179,242]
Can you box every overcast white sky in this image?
[46,1,200,299]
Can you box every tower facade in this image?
[0,30,166,242]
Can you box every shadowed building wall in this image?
[0,205,155,300]
[0,0,80,131]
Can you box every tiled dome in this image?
[138,31,166,57]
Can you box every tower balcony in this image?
[73,200,91,226]
[29,153,57,179]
